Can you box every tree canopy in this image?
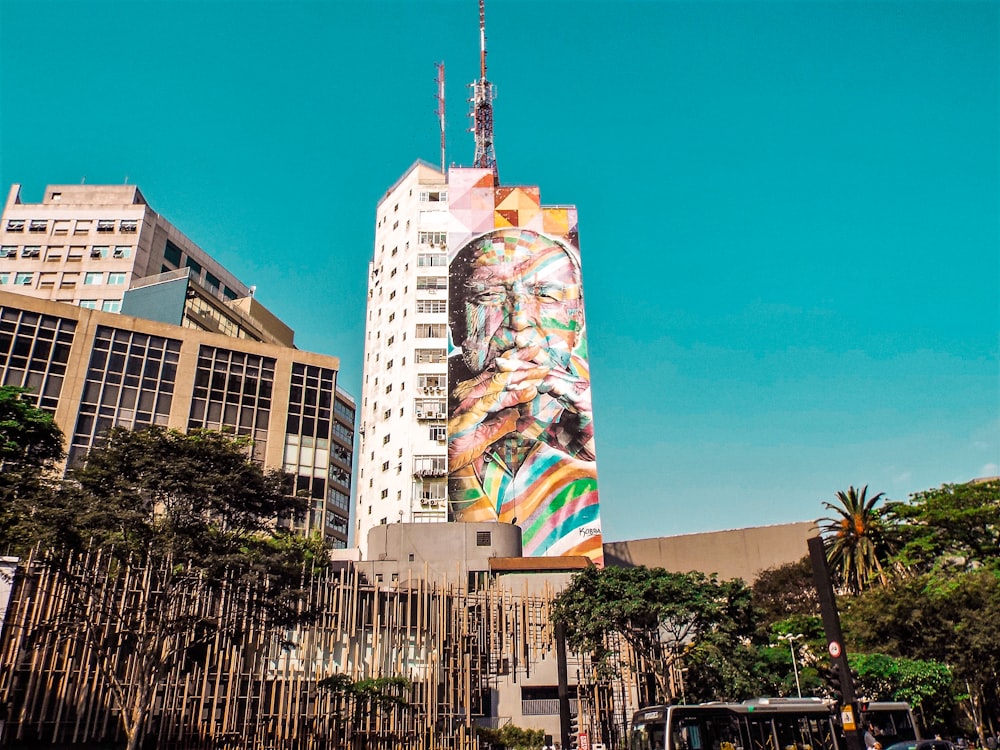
[886,479,999,573]
[816,485,894,594]
[551,565,756,703]
[0,385,66,554]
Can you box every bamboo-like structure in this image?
[0,551,639,749]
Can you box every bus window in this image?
[631,719,667,750]
[744,717,777,750]
[773,715,837,750]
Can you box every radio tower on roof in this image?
[469,0,498,183]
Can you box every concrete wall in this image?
[360,521,522,586]
[603,521,815,582]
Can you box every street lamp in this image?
[779,633,805,698]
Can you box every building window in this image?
[476,531,492,546]
[60,273,79,287]
[96,219,115,233]
[185,257,202,275]
[20,246,40,258]
[380,489,389,499]
[387,335,394,346]
[163,239,183,267]
[386,359,393,369]
[52,220,70,235]
[38,273,57,288]
[78,299,98,309]
[417,253,447,267]
[413,455,446,477]
[67,325,181,464]
[0,273,8,285]
[383,409,391,420]
[45,247,63,261]
[385,383,392,394]
[13,272,33,286]
[382,461,390,471]
[415,323,447,338]
[6,220,25,232]
[414,399,446,420]
[382,434,390,445]
[416,276,447,291]
[113,246,131,258]
[108,272,126,285]
[67,247,84,261]
[84,272,104,285]
[418,374,446,391]
[388,312,395,322]
[413,479,446,504]
[1,246,17,258]
[119,219,137,233]
[102,300,122,312]
[91,246,108,259]
[418,231,447,246]
[0,307,77,413]
[428,423,446,441]
[419,191,447,202]
[414,348,447,364]
[28,220,47,233]
[74,220,91,235]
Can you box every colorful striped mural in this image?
[446,169,603,566]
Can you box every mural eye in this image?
[473,290,506,305]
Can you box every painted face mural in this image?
[448,228,603,565]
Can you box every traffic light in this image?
[569,714,580,750]
[828,663,844,702]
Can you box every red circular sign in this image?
[829,641,842,658]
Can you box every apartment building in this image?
[356,162,604,564]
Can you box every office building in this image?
[0,184,264,321]
[0,290,354,547]
[356,162,603,564]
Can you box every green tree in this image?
[816,485,894,594]
[850,653,954,732]
[476,723,546,750]
[886,479,1000,573]
[751,556,820,624]
[319,674,413,748]
[32,426,328,750]
[551,565,757,703]
[0,385,65,554]
[844,568,1000,742]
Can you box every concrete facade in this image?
[603,521,815,582]
[0,291,355,546]
[356,162,450,554]
[1,184,246,315]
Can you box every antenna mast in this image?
[469,0,498,182]
[435,62,446,175]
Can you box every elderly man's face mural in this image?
[457,230,582,377]
[448,229,592,472]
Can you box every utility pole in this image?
[808,536,865,750]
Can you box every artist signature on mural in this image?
[578,527,601,538]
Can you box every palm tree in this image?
[816,485,894,594]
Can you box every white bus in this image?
[629,699,919,750]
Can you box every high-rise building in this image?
[356,163,603,564]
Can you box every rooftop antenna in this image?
[435,62,446,175]
[469,0,498,183]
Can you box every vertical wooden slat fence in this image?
[0,550,641,750]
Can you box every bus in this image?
[629,699,919,750]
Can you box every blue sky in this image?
[1,0,996,544]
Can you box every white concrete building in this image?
[355,161,450,554]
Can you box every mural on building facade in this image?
[446,169,603,565]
